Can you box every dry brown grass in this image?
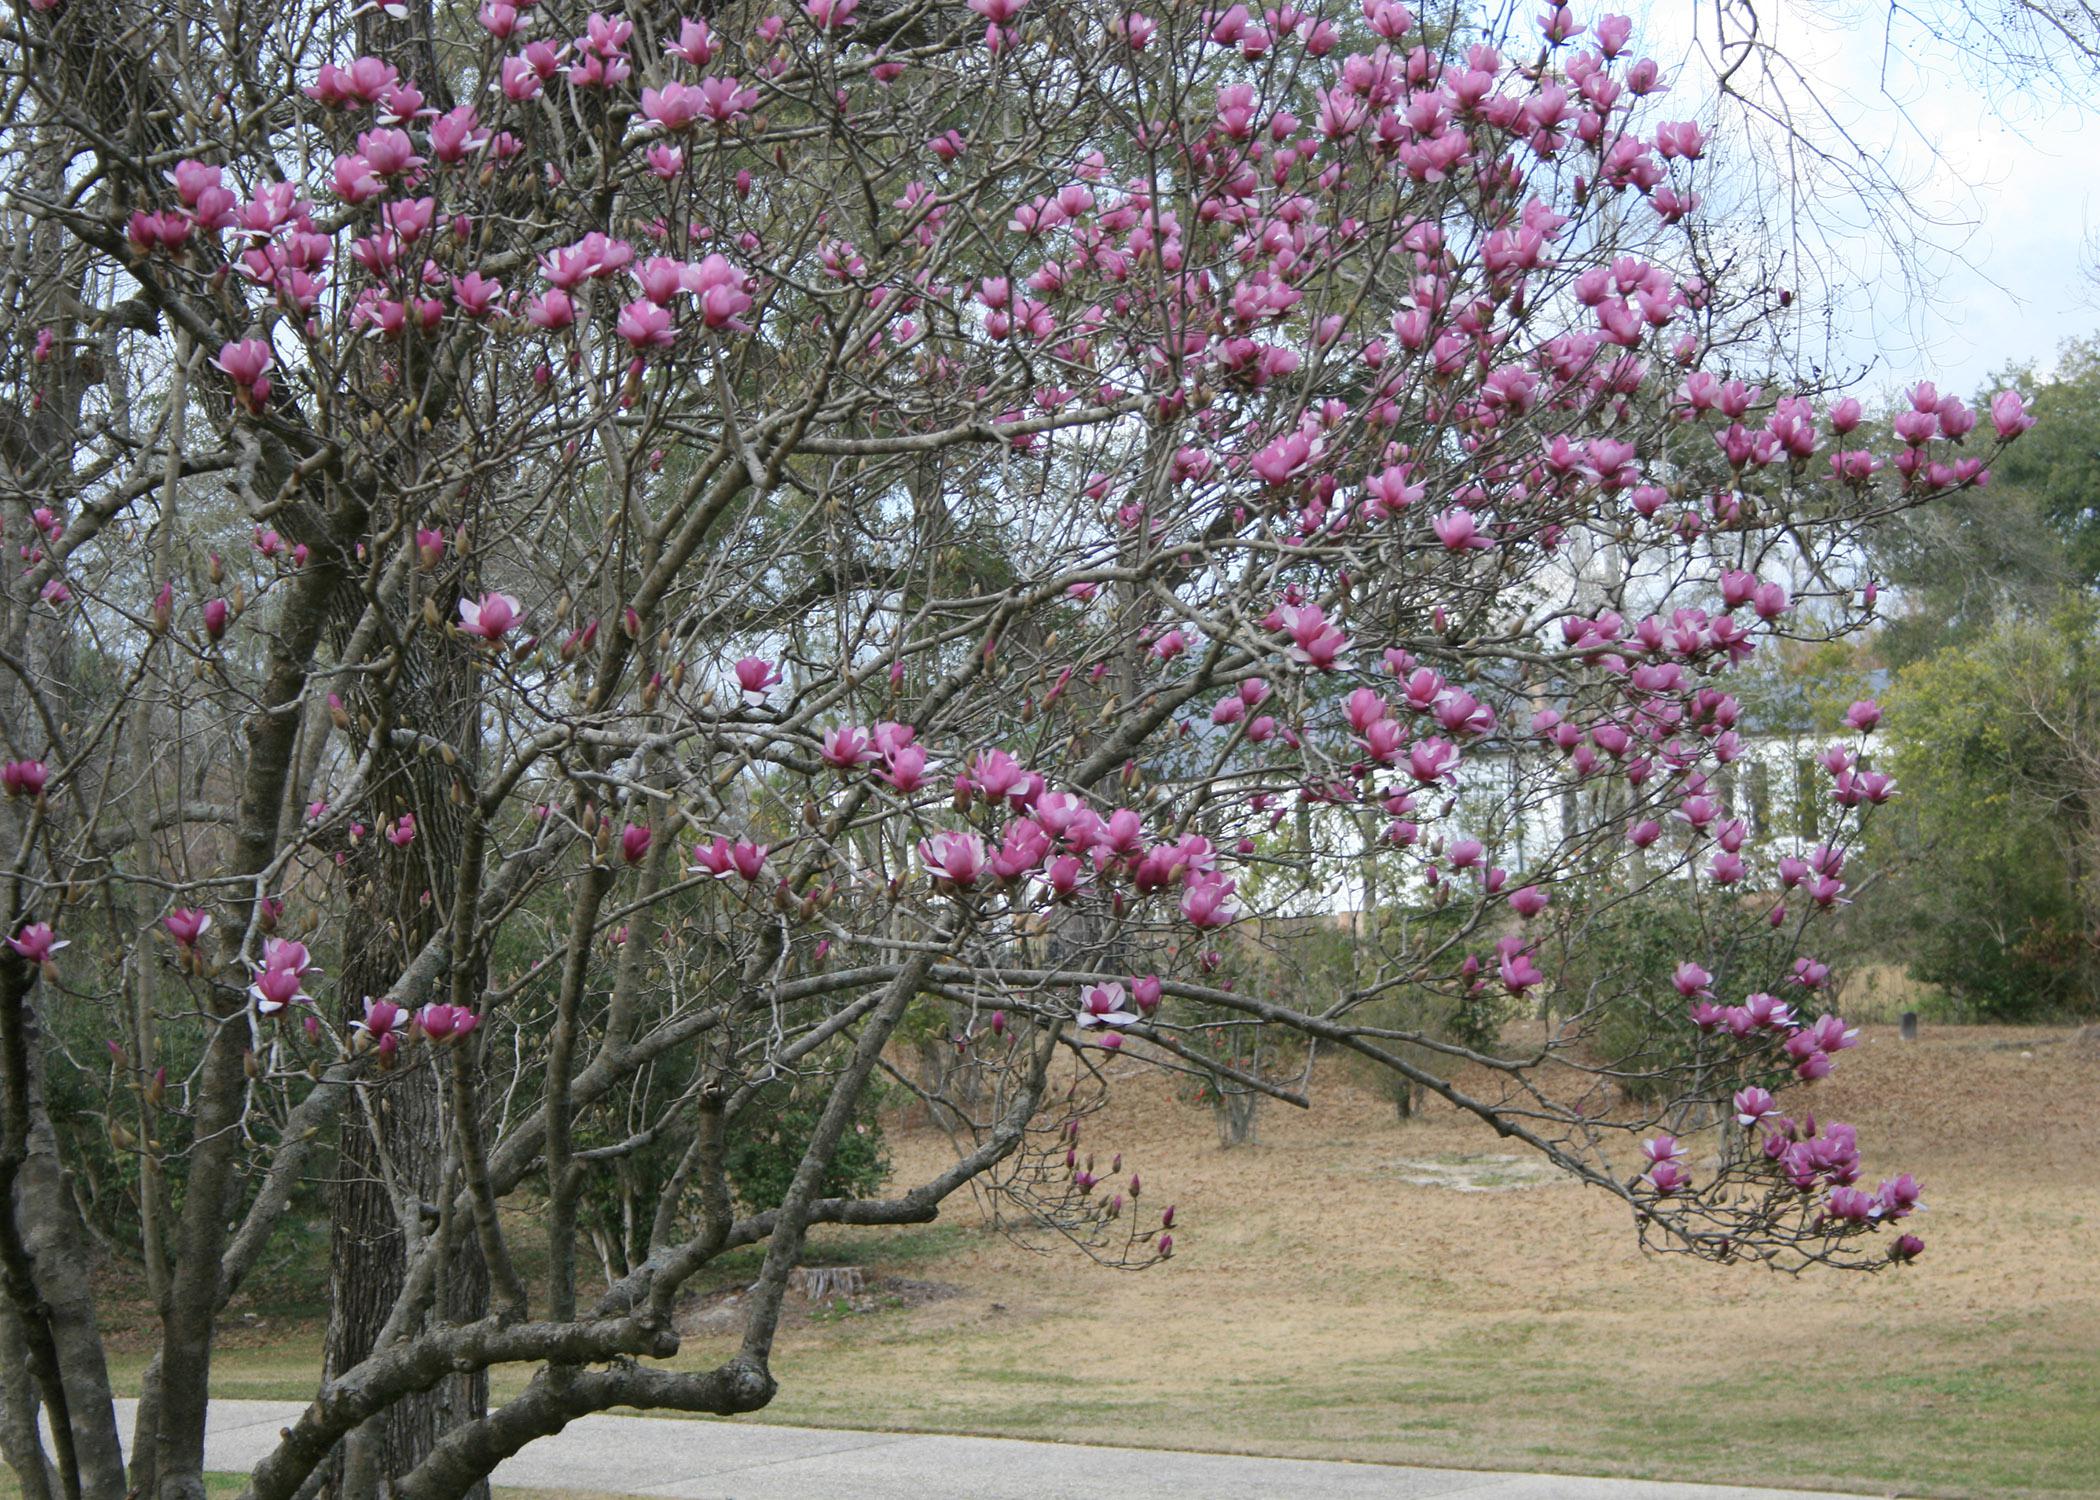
[647,1021,2100,1499]
[98,1021,2100,1498]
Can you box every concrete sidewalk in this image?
[115,1398,1876,1500]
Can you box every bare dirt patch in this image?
[1379,1152,1575,1191]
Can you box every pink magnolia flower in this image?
[920,831,988,887]
[1642,1135,1688,1167]
[164,908,213,949]
[965,750,1022,800]
[1,760,48,799]
[882,744,929,793]
[244,968,299,1014]
[499,56,545,102]
[1643,1159,1689,1195]
[431,105,489,161]
[1989,390,2035,440]
[1843,699,1882,733]
[459,592,522,641]
[1180,877,1238,929]
[1103,808,1144,856]
[688,253,753,328]
[731,842,769,880]
[1783,1032,1834,1080]
[805,0,858,27]
[1802,1013,1861,1053]
[1431,508,1494,550]
[695,76,760,127]
[357,128,421,176]
[1433,690,1495,739]
[734,656,781,698]
[620,823,653,865]
[260,937,315,976]
[7,922,67,968]
[1040,854,1085,898]
[821,726,874,768]
[617,299,676,350]
[1276,602,1349,669]
[1406,737,1460,784]
[641,81,707,131]
[635,256,687,304]
[1733,1087,1778,1127]
[354,996,410,1041]
[665,17,719,65]
[1497,943,1544,994]
[1076,982,1139,1028]
[213,339,273,386]
[989,819,1050,881]
[452,272,503,317]
[524,289,576,331]
[416,1003,480,1040]
[1744,992,1795,1030]
[1826,1185,1876,1224]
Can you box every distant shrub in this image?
[723,1076,891,1214]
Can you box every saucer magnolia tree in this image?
[0,1,2025,1498]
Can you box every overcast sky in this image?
[1630,0,2098,402]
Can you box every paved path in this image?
[115,1399,1876,1500]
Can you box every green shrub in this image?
[722,1076,891,1214]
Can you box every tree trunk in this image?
[324,1059,488,1500]
[323,791,490,1500]
[321,589,487,1500]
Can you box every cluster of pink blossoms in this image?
[913,770,1240,938]
[349,997,481,1061]
[1638,971,1923,1258]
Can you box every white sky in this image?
[1628,0,2099,400]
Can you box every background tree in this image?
[1834,338,2100,1016]
[1863,601,2100,1017]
